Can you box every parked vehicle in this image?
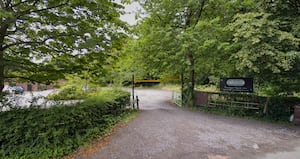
[12,86,24,94]
[2,85,24,94]
[2,85,13,93]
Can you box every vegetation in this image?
[121,0,300,105]
[0,0,127,94]
[47,76,91,100]
[0,0,300,157]
[192,91,300,122]
[0,90,132,159]
[47,85,87,100]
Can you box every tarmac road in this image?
[75,89,300,159]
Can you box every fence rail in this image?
[195,91,268,113]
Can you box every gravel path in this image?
[75,89,300,159]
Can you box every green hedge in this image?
[266,96,300,121]
[0,90,130,159]
[47,86,87,100]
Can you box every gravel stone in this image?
[75,89,300,159]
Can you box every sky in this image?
[115,0,144,25]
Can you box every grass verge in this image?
[190,106,294,125]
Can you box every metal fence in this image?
[172,91,182,107]
[194,91,268,112]
[173,90,268,112]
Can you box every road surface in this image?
[74,89,300,159]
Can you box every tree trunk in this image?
[0,22,9,97]
[0,50,4,96]
[187,51,195,106]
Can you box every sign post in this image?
[220,78,253,93]
[132,71,135,109]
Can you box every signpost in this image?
[220,78,253,93]
[132,71,135,108]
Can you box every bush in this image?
[0,90,131,159]
[47,86,86,100]
[266,96,300,121]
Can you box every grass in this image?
[143,83,217,92]
[189,106,294,125]
[195,85,219,92]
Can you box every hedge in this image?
[0,90,131,159]
[266,96,300,121]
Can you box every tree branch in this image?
[4,75,46,83]
[0,0,4,8]
[5,0,12,8]
[5,19,23,36]
[10,0,36,8]
[17,0,69,18]
[0,23,9,51]
[193,0,205,29]
[2,37,51,50]
[44,44,73,54]
[289,0,300,15]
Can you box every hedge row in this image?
[0,90,131,159]
[266,96,300,121]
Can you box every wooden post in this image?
[263,97,270,114]
[136,96,139,110]
[132,72,135,109]
[181,72,184,107]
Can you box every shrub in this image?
[0,90,131,159]
[47,86,86,100]
[266,96,300,121]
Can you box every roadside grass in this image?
[143,83,217,92]
[188,106,294,125]
[142,83,180,91]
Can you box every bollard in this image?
[136,96,139,110]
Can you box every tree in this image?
[130,0,258,105]
[130,0,208,106]
[0,0,127,94]
[227,1,300,95]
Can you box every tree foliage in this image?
[227,0,300,95]
[124,0,300,96]
[0,0,127,92]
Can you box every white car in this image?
[2,85,13,93]
[2,85,24,94]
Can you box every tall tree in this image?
[0,0,127,94]
[227,0,300,95]
[131,0,256,105]
[132,0,207,106]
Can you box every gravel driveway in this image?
[75,89,300,159]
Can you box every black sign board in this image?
[220,78,253,93]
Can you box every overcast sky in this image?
[115,0,143,25]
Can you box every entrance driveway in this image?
[75,89,300,159]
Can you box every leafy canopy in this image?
[0,0,127,86]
